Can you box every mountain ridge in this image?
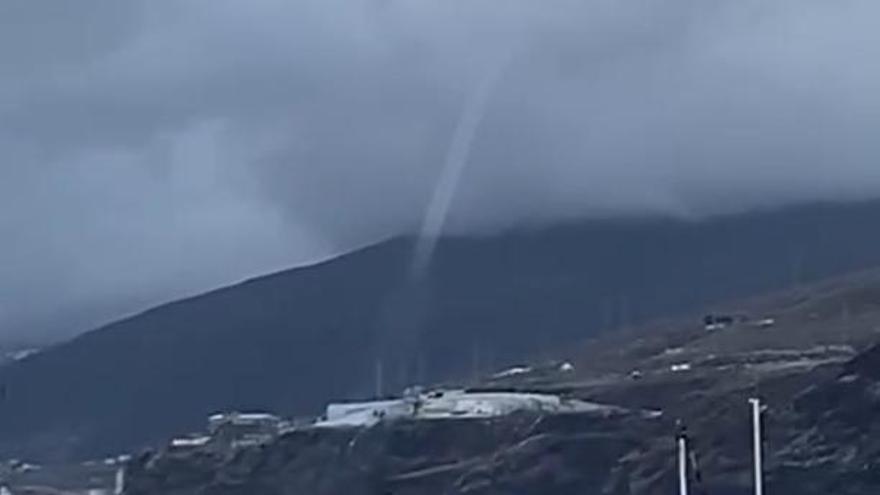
[6,200,880,461]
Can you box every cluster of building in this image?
[167,313,781,452]
[168,386,627,454]
[169,412,287,452]
[315,388,621,428]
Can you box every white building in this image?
[207,412,282,448]
[169,435,212,450]
[316,399,415,428]
[314,390,624,428]
[208,412,281,434]
[416,390,618,419]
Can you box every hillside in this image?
[125,262,880,495]
[6,200,880,461]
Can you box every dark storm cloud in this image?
[2,0,880,339]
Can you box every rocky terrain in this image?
[126,411,658,495]
[123,269,880,494]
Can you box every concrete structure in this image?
[416,390,616,419]
[314,390,624,428]
[207,412,282,449]
[208,412,280,434]
[169,436,211,450]
[316,399,416,428]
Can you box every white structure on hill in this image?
[170,411,284,451]
[170,436,212,449]
[208,412,282,448]
[208,412,281,433]
[316,399,416,428]
[314,390,624,428]
[417,390,617,418]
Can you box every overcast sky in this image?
[2,0,880,341]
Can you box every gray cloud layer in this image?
[2,0,880,340]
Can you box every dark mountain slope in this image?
[123,262,880,495]
[4,200,880,461]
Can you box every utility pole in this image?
[677,426,689,495]
[114,463,126,495]
[749,398,764,495]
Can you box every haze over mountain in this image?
[3,0,880,341]
[5,201,880,462]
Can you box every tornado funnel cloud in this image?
[376,57,510,393]
[410,61,508,280]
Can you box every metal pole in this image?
[678,434,688,495]
[749,398,763,495]
[115,465,125,495]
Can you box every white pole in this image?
[749,398,763,495]
[115,465,125,495]
[678,434,688,495]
